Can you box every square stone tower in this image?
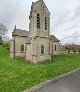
[28,0,51,63]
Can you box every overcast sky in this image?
[0,0,80,44]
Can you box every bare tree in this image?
[0,23,8,37]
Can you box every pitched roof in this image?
[12,29,29,37]
[50,35,60,42]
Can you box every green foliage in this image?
[0,36,3,45]
[3,41,10,50]
[73,47,76,54]
[0,46,80,92]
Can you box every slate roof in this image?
[12,29,60,43]
[50,35,60,42]
[12,29,29,37]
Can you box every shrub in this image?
[3,42,10,51]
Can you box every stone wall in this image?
[10,40,14,58]
[29,0,50,38]
[26,44,32,61]
[28,0,51,63]
[10,36,29,58]
[50,41,61,56]
[28,37,51,63]
[10,0,61,63]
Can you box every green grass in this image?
[0,46,80,92]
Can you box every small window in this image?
[45,17,47,30]
[41,45,44,54]
[55,45,56,51]
[37,13,40,29]
[21,44,24,52]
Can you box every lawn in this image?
[0,46,80,92]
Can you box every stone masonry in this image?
[10,0,61,63]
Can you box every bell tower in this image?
[29,0,51,63]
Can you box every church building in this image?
[10,0,61,63]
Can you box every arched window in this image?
[45,17,47,30]
[21,44,24,52]
[41,45,44,54]
[55,45,56,51]
[37,13,40,29]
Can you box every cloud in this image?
[61,32,80,45]
[71,5,80,20]
[0,0,30,38]
[0,0,80,45]
[0,0,19,29]
[52,4,80,45]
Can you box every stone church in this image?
[10,0,61,63]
